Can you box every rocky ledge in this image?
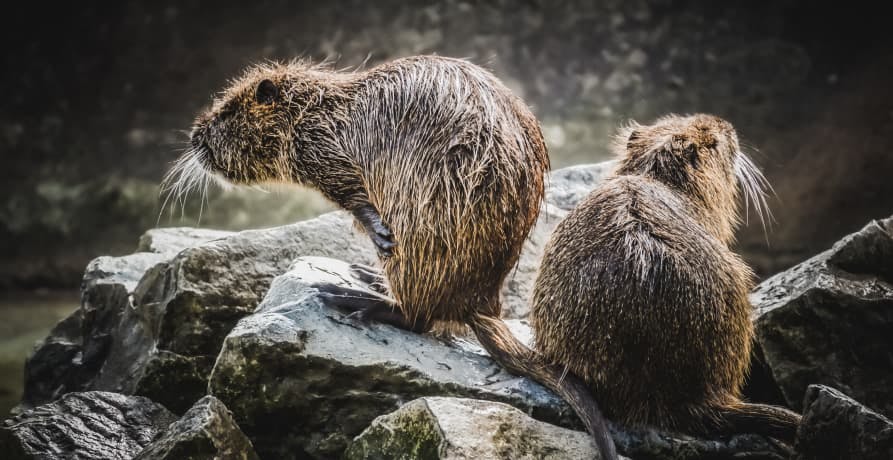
[4,162,892,459]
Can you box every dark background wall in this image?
[2,0,892,289]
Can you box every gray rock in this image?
[128,211,376,413]
[344,397,607,460]
[20,227,234,412]
[794,385,893,460]
[503,162,614,318]
[544,162,617,212]
[209,256,577,460]
[20,163,611,415]
[345,397,791,460]
[20,252,166,410]
[137,227,235,255]
[210,256,790,460]
[752,216,893,416]
[134,395,259,460]
[1,391,177,460]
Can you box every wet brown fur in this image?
[531,114,801,442]
[188,56,545,327]
[170,56,617,458]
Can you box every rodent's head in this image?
[163,61,345,201]
[614,113,772,243]
[188,63,300,185]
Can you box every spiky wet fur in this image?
[531,114,800,441]
[165,56,619,457]
[170,56,547,326]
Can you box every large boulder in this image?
[209,256,790,460]
[208,256,575,459]
[752,216,893,416]
[134,395,259,460]
[794,384,893,460]
[20,227,229,411]
[344,397,605,460]
[21,163,614,415]
[137,227,234,255]
[345,397,791,460]
[128,211,377,413]
[0,391,177,460]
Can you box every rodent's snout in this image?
[188,125,216,166]
[189,129,203,149]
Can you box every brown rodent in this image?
[531,114,801,443]
[165,55,616,459]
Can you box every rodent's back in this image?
[532,174,753,430]
[342,56,549,323]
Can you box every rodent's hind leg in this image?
[349,263,389,295]
[314,282,429,333]
[348,302,431,334]
[315,282,395,313]
[351,204,396,257]
[703,402,802,444]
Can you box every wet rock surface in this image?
[19,163,611,415]
[11,168,892,459]
[1,391,177,460]
[752,216,893,417]
[22,249,172,409]
[211,256,791,460]
[134,395,259,460]
[794,384,893,460]
[344,397,605,460]
[129,211,377,413]
[345,396,792,460]
[208,256,576,459]
[19,227,231,412]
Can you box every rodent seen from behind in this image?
[532,113,801,445]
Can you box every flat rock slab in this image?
[752,216,893,416]
[794,385,893,460]
[134,395,259,460]
[210,256,789,460]
[137,227,235,255]
[209,256,576,459]
[344,397,611,460]
[345,396,791,460]
[1,391,177,460]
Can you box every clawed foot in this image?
[349,263,389,295]
[314,282,395,315]
[344,309,373,323]
[352,204,396,257]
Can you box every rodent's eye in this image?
[255,79,279,105]
[684,144,699,168]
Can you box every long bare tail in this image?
[469,313,618,460]
[708,401,802,443]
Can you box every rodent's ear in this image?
[626,129,640,151]
[255,79,279,105]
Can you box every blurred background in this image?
[1,0,891,414]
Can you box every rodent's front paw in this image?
[370,231,396,257]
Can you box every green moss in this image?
[343,403,441,460]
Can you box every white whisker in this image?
[734,151,776,241]
[158,147,216,227]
